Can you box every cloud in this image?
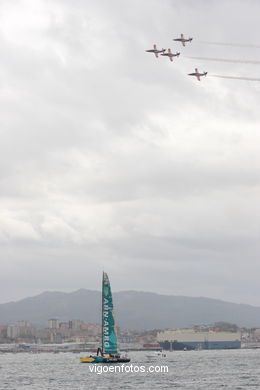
[0,211,40,242]
[0,0,259,306]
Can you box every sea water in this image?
[0,349,260,389]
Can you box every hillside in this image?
[1,290,260,329]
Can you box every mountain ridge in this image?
[1,289,260,330]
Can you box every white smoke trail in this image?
[186,56,260,65]
[200,41,260,49]
[210,74,260,82]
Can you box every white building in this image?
[7,324,20,338]
[48,319,59,329]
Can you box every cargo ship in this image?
[157,328,241,350]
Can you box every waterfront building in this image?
[157,328,241,350]
[68,319,83,329]
[7,324,20,339]
[17,321,31,327]
[48,319,59,329]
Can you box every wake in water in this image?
[186,56,260,65]
[210,74,260,82]
[200,41,260,49]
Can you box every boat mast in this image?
[101,271,104,355]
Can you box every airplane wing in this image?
[195,68,198,73]
[168,48,171,54]
[181,33,184,39]
[182,41,185,47]
[153,44,157,50]
[155,52,159,58]
[196,75,200,81]
[169,56,173,62]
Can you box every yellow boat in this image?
[80,354,129,364]
[80,356,106,363]
[80,357,96,363]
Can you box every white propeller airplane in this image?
[173,33,193,47]
[145,44,166,58]
[188,68,207,81]
[160,48,180,62]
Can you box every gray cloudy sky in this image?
[0,0,259,305]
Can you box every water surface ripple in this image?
[1,349,260,389]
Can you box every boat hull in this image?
[80,356,130,363]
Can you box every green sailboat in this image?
[80,272,130,363]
